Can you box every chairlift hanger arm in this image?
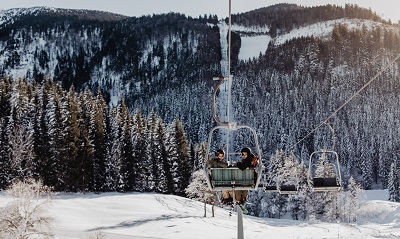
[212,76,228,125]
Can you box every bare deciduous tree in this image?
[0,179,53,239]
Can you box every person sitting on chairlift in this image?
[208,149,234,204]
[234,147,258,204]
[208,149,228,168]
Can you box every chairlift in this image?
[308,122,342,191]
[264,158,299,195]
[203,75,263,192]
[205,124,263,191]
[277,176,299,194]
[308,150,342,191]
[264,182,298,194]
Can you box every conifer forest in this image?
[1,3,400,220]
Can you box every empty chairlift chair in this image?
[308,150,342,191]
[265,170,299,194]
[263,174,279,193]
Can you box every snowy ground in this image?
[1,189,399,239]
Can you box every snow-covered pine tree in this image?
[287,158,309,220]
[267,149,285,188]
[146,111,158,192]
[63,86,83,192]
[104,108,121,191]
[8,79,36,180]
[167,119,191,196]
[156,117,172,193]
[193,142,207,171]
[261,150,287,219]
[76,87,95,192]
[0,78,12,189]
[185,169,215,217]
[347,176,363,222]
[91,89,108,192]
[388,161,399,202]
[117,100,135,191]
[44,81,67,191]
[132,109,148,191]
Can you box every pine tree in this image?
[167,119,190,196]
[104,108,121,191]
[185,170,215,217]
[32,82,51,187]
[0,78,12,189]
[91,89,108,192]
[116,100,134,191]
[7,79,36,180]
[145,111,158,192]
[347,176,362,222]
[44,81,66,190]
[63,86,82,191]
[266,149,285,188]
[156,118,172,193]
[76,88,95,192]
[388,161,399,202]
[287,159,309,220]
[131,109,147,191]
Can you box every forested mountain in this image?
[1,3,400,194]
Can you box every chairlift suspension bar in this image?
[227,0,232,156]
[212,77,229,125]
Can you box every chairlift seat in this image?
[279,185,298,194]
[264,185,278,192]
[210,167,255,190]
[312,177,341,191]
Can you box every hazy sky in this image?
[0,0,399,22]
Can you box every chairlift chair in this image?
[204,124,263,192]
[278,181,299,194]
[262,173,279,193]
[308,150,342,191]
[264,179,300,194]
[278,160,300,194]
[264,154,300,195]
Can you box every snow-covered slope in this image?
[236,18,400,62]
[1,190,398,239]
[0,7,53,28]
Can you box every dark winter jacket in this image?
[209,157,228,168]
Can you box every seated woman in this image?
[234,147,258,204]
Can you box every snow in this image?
[1,189,399,239]
[236,17,399,62]
[239,35,271,61]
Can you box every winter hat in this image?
[241,147,251,155]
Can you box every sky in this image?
[0,189,398,238]
[0,0,399,23]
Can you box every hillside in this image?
[1,3,400,193]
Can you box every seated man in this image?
[208,149,233,205]
[208,149,228,168]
